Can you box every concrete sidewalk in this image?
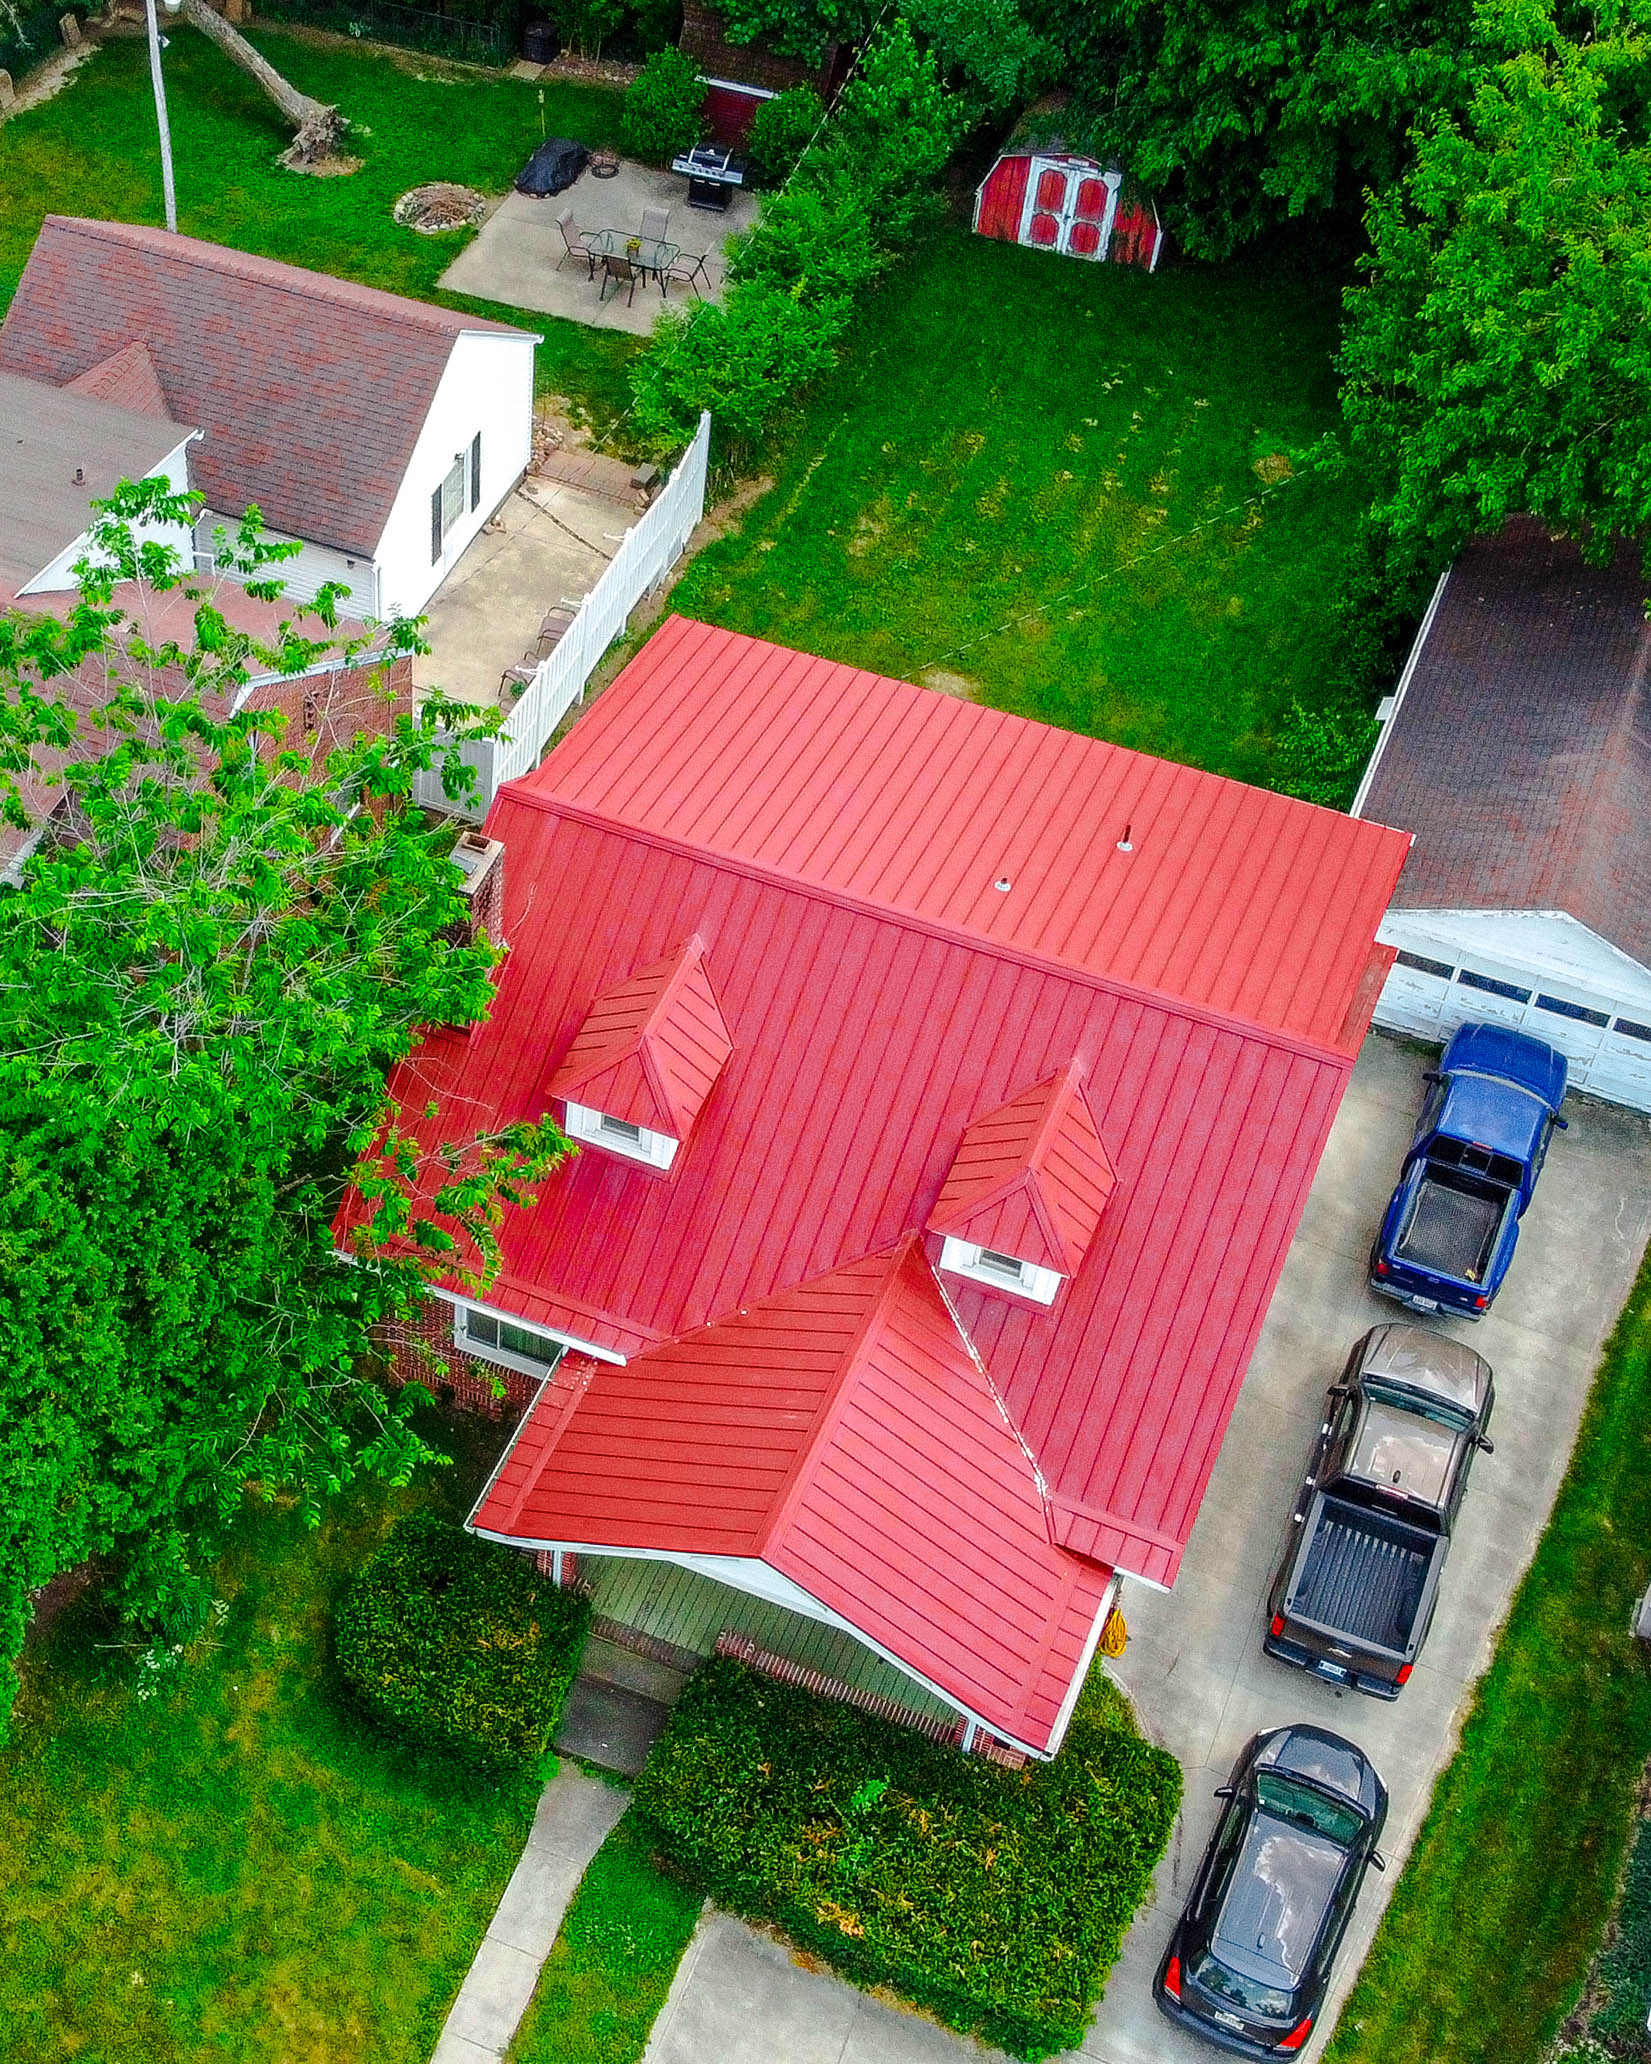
[431,1765,628,2064]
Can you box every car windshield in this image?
[1363,1377,1475,1434]
[1256,1771,1366,1847]
[1192,1952,1292,2019]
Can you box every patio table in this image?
[584,227,679,285]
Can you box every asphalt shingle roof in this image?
[0,217,533,558]
[1360,519,1651,966]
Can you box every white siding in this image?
[1373,907,1651,1110]
[195,509,373,614]
[20,433,198,594]
[374,329,536,622]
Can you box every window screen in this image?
[462,1308,563,1367]
[1614,1018,1651,1043]
[1395,950,1455,979]
[1457,969,1530,1003]
[1536,993,1609,1027]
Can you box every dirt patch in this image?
[1252,452,1295,484]
[920,668,980,701]
[288,152,362,177]
[24,1560,100,1649]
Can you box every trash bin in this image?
[522,18,559,62]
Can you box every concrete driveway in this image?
[1084,1029,1651,2062]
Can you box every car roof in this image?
[1211,1816,1347,1986]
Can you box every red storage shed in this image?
[974,149,1165,272]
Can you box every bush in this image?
[619,46,706,162]
[1272,700,1380,811]
[335,1511,590,1766]
[744,84,824,187]
[727,176,883,303]
[634,1658,1181,2060]
[629,283,848,455]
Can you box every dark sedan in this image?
[1154,1725,1387,2055]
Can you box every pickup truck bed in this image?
[1287,1499,1433,1655]
[1394,1171,1504,1286]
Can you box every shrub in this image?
[727,177,883,303]
[629,283,849,455]
[634,1658,1180,2061]
[1272,700,1380,810]
[335,1510,590,1766]
[619,46,707,163]
[744,84,825,187]
[812,15,961,242]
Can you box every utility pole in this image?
[144,0,178,233]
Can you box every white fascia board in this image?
[1351,562,1453,820]
[429,1283,627,1365]
[1045,1572,1120,1754]
[462,1534,1057,1761]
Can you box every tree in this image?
[177,0,347,166]
[1341,0,1651,568]
[0,481,565,1729]
[1035,0,1474,256]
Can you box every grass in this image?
[669,226,1375,789]
[0,28,638,426]
[0,1409,542,2064]
[508,1811,703,2064]
[1325,1252,1651,2064]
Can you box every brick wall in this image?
[247,649,408,761]
[377,1291,540,1419]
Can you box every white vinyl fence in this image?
[416,411,711,819]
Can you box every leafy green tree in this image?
[902,0,1055,113]
[0,482,564,1730]
[620,45,708,161]
[1342,0,1651,567]
[744,83,826,187]
[1041,0,1473,256]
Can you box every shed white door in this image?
[1020,160,1118,260]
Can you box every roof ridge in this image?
[496,788,1360,1068]
[41,215,535,341]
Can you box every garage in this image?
[1354,517,1651,1110]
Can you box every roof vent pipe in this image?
[1116,823,1133,853]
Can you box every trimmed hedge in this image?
[336,1511,590,1766]
[633,1657,1181,2060]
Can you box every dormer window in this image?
[563,1099,679,1170]
[939,1236,1063,1305]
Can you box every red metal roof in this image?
[472,1239,1111,1752]
[546,935,732,1141]
[534,615,1406,1055]
[341,619,1408,1704]
[927,1060,1115,1276]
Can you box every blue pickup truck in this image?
[1370,1024,1567,1318]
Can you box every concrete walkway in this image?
[431,1765,628,2064]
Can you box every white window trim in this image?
[563,1099,679,1170]
[938,1236,1063,1305]
[453,1303,568,1380]
[429,1288,626,1366]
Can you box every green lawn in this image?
[0,1412,538,2064]
[509,1809,703,2064]
[669,227,1374,789]
[0,28,637,426]
[1326,1255,1651,2064]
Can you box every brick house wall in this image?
[245,649,408,761]
[376,1291,540,1419]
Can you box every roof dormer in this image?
[928,1061,1115,1302]
[547,936,732,1169]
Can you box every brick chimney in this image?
[445,829,506,949]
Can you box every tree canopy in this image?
[1341,0,1651,568]
[0,483,564,1726]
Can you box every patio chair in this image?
[599,251,641,306]
[639,204,671,245]
[662,247,711,298]
[555,208,596,278]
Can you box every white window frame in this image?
[938,1236,1063,1305]
[453,1303,568,1380]
[562,1099,679,1170]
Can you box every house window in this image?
[562,1099,679,1170]
[938,1236,1063,1305]
[1535,993,1610,1027]
[1457,969,1531,1003]
[430,451,468,565]
[457,1305,566,1376]
[470,432,482,511]
[1395,950,1454,980]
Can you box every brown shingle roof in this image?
[0,218,533,558]
[1360,519,1651,965]
[66,339,172,419]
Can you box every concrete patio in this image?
[439,158,759,336]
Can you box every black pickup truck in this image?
[1264,1326,1494,1698]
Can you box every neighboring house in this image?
[342,616,1410,1761]
[678,0,845,145]
[974,140,1164,271]
[1355,518,1651,1110]
[0,215,537,624]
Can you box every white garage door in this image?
[1377,949,1651,1111]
